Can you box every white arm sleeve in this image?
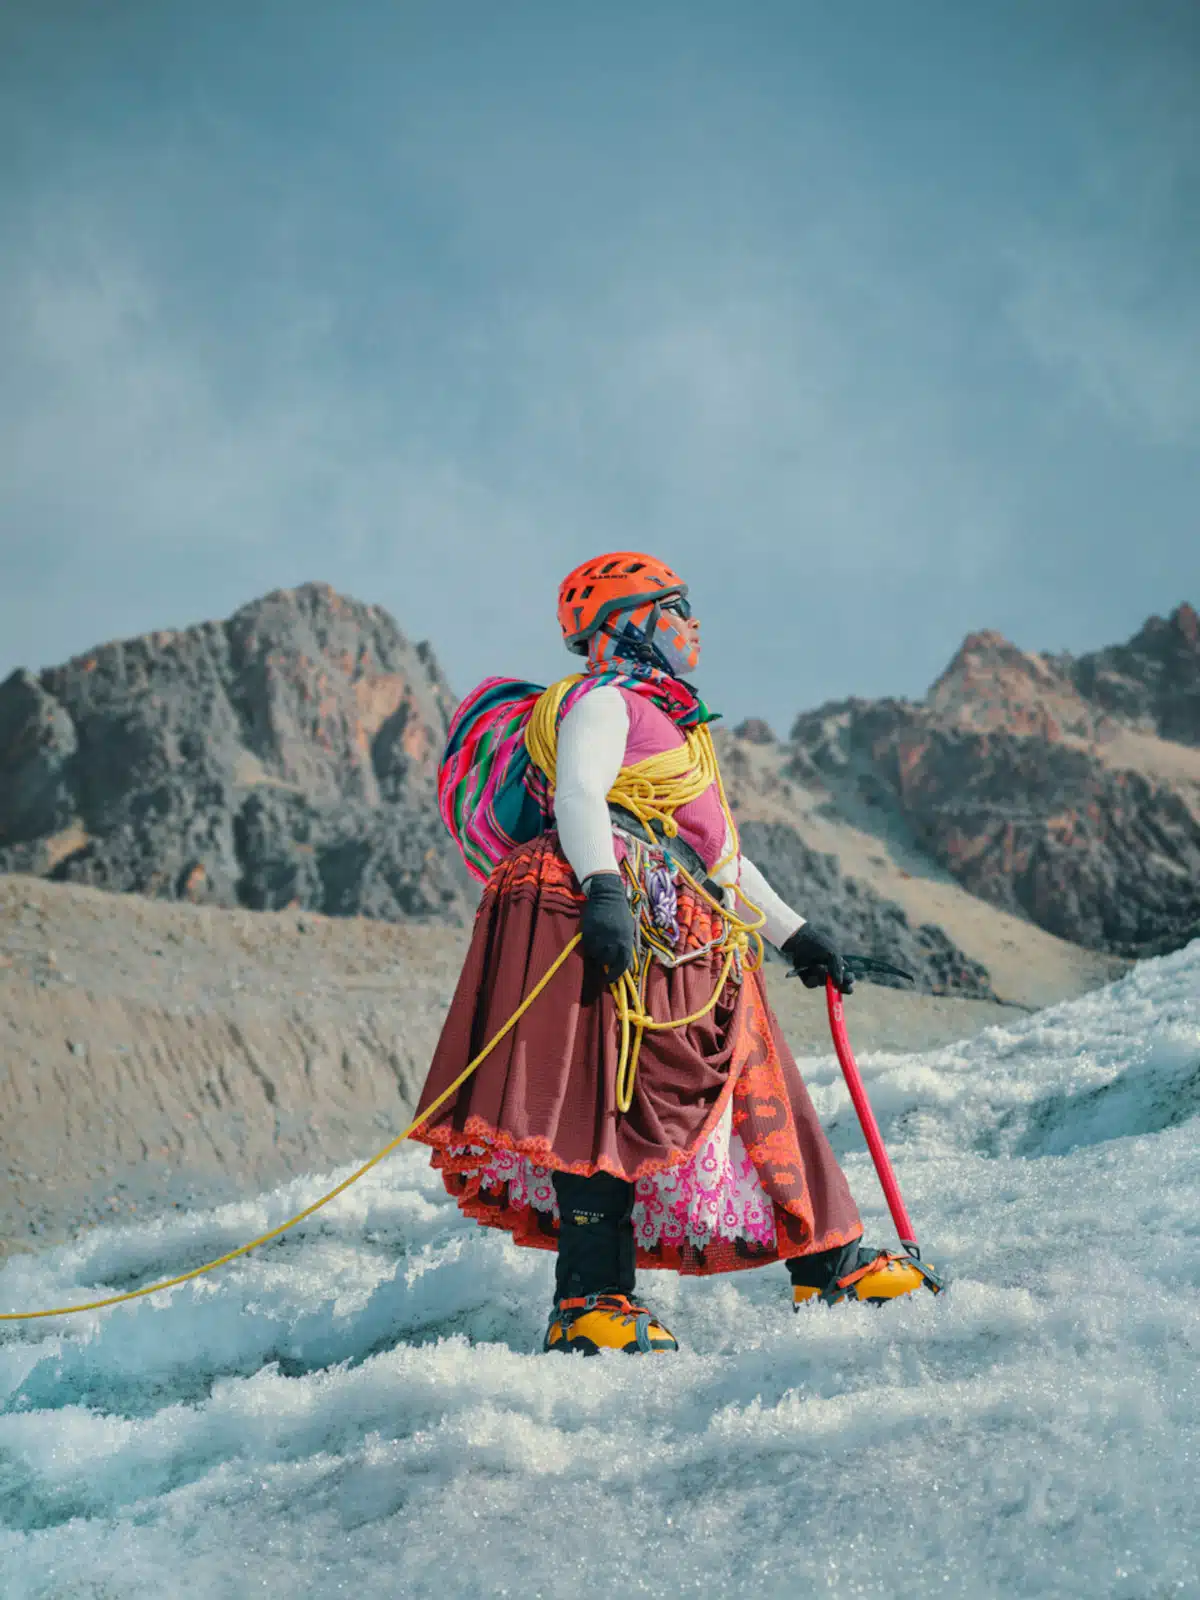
[735,855,805,950]
[555,689,803,948]
[554,686,628,884]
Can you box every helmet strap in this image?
[598,606,672,674]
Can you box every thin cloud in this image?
[0,219,334,552]
[1004,54,1200,447]
[1007,249,1200,446]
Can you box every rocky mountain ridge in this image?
[0,584,472,924]
[3,586,1192,995]
[785,604,1200,958]
[0,583,998,999]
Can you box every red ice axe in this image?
[825,978,944,1294]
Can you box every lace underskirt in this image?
[447,1101,778,1254]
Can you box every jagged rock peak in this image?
[50,581,448,683]
[1135,601,1198,650]
[925,629,1090,741]
[733,717,777,745]
[1066,600,1198,747]
[929,629,1065,694]
[923,603,1199,748]
[785,602,1200,959]
[0,584,471,922]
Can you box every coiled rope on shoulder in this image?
[525,675,738,873]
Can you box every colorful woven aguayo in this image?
[437,664,720,884]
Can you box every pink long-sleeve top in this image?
[553,685,804,949]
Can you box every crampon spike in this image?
[825,978,944,1295]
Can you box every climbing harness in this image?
[609,849,766,1114]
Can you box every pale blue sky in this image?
[1,2,1197,730]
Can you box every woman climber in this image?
[413,551,927,1354]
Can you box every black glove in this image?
[781,923,854,995]
[580,872,637,982]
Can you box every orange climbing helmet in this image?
[557,552,690,655]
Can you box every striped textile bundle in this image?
[437,677,553,884]
[438,667,719,884]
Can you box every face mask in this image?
[589,595,701,678]
[651,599,701,677]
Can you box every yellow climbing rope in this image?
[612,870,767,1112]
[0,935,584,1321]
[2,684,766,1321]
[528,676,767,1110]
[525,675,738,874]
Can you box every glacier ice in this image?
[0,945,1196,1598]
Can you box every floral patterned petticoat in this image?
[452,1100,777,1257]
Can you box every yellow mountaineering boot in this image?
[544,1293,679,1355]
[792,1247,933,1308]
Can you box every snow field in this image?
[0,946,1196,1598]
